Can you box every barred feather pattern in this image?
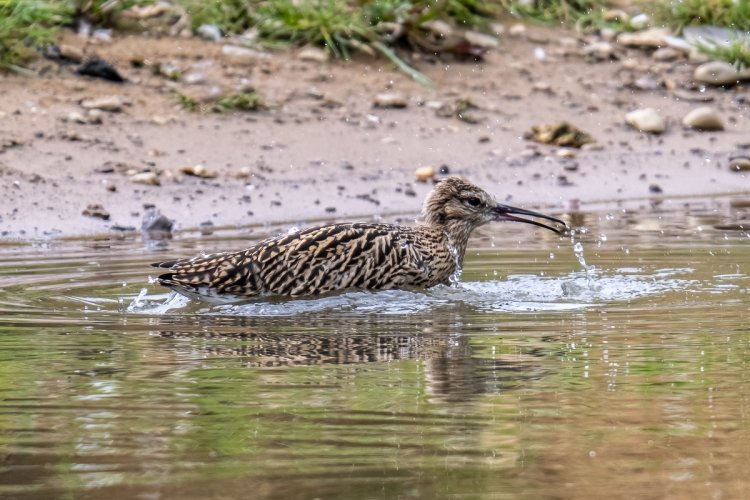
[155,223,458,302]
[152,177,565,302]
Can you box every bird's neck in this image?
[439,220,476,266]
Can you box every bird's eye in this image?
[466,197,482,207]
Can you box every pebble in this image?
[583,42,615,60]
[414,166,436,182]
[197,24,222,41]
[625,108,666,134]
[297,46,329,63]
[652,47,682,61]
[373,92,408,109]
[464,31,499,50]
[673,89,714,102]
[80,95,129,112]
[130,172,160,186]
[682,107,724,131]
[633,76,662,91]
[602,9,629,22]
[82,203,110,220]
[58,44,84,63]
[508,24,526,37]
[729,156,750,172]
[629,13,651,30]
[617,28,672,48]
[693,60,750,86]
[180,165,218,178]
[422,20,453,37]
[141,207,173,234]
[221,45,270,65]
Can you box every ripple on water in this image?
[123,267,699,317]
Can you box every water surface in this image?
[1,198,749,499]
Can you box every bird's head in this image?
[422,177,567,234]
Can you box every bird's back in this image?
[154,223,456,302]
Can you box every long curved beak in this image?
[493,203,568,234]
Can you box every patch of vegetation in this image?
[697,38,750,69]
[501,0,609,23]
[0,0,73,69]
[211,90,263,112]
[175,89,263,113]
[650,0,750,32]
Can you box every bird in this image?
[152,177,567,303]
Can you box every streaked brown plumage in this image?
[152,177,566,303]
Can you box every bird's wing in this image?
[154,223,436,299]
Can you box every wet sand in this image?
[0,24,748,239]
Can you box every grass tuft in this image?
[0,0,73,69]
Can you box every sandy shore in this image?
[0,24,748,240]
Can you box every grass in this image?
[0,0,73,69]
[650,0,750,32]
[6,0,749,79]
[175,89,264,113]
[650,0,750,68]
[697,37,750,69]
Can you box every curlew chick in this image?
[152,177,567,303]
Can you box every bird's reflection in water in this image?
[151,309,550,402]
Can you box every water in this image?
[1,198,749,499]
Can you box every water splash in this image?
[570,230,595,286]
[445,232,463,285]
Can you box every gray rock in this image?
[652,47,682,61]
[197,24,222,41]
[625,108,666,133]
[682,106,724,131]
[617,28,672,48]
[629,13,651,30]
[373,92,408,109]
[221,45,270,65]
[80,95,130,112]
[729,156,750,172]
[297,46,328,63]
[464,30,499,49]
[693,61,750,86]
[141,207,173,235]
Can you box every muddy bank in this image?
[0,24,748,240]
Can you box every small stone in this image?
[82,203,110,220]
[58,44,84,63]
[180,165,218,178]
[415,166,436,182]
[625,108,666,134]
[583,42,615,60]
[464,30,499,50]
[66,111,87,124]
[629,13,651,30]
[80,95,129,112]
[602,9,629,23]
[729,156,750,172]
[197,24,222,41]
[652,47,681,61]
[374,92,408,109]
[649,184,663,194]
[422,19,453,37]
[557,148,576,159]
[633,76,662,91]
[682,107,724,131]
[617,28,672,48]
[298,46,329,63]
[693,60,750,86]
[509,24,526,37]
[221,45,270,65]
[130,172,160,186]
[141,207,173,234]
